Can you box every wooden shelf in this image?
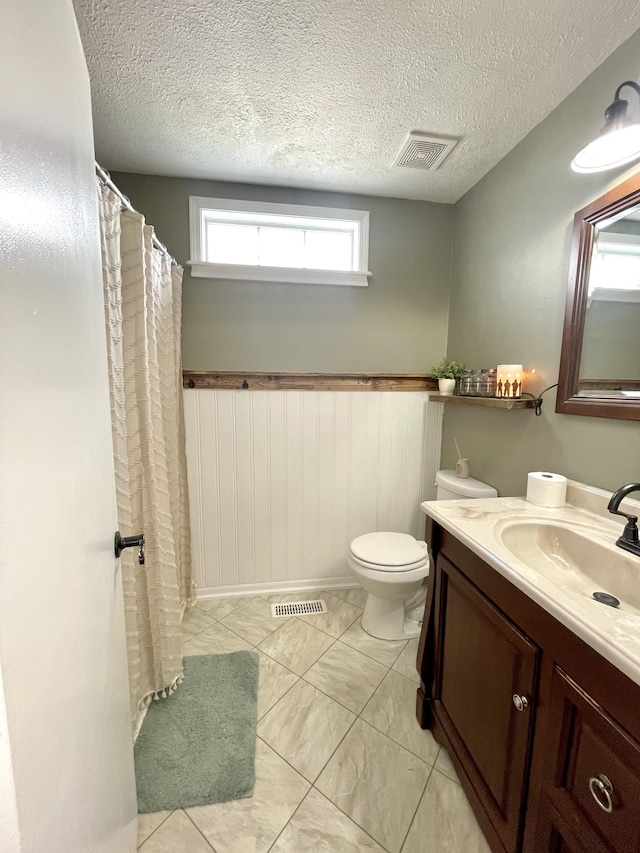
[183,371,438,392]
[430,394,535,410]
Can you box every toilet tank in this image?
[435,469,498,500]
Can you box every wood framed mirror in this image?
[557,171,640,420]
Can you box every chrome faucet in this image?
[608,483,640,557]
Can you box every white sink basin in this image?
[494,518,640,614]
[422,484,640,685]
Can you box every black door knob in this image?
[114,531,145,564]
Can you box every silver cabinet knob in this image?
[589,774,614,813]
[512,694,529,711]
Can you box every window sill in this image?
[589,287,640,303]
[187,261,371,287]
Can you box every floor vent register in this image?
[270,600,328,618]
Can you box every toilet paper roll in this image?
[526,472,568,508]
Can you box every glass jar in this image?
[459,369,497,397]
[477,368,497,397]
[460,370,479,396]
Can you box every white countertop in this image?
[421,485,640,687]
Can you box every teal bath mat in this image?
[134,651,258,812]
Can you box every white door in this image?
[0,1,137,851]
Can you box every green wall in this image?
[442,29,640,496]
[111,174,454,373]
[581,300,640,380]
[112,27,640,496]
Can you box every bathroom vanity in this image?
[416,484,640,853]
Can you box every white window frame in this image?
[589,231,640,303]
[187,196,371,286]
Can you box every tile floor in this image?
[138,588,491,853]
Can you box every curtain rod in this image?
[95,162,179,267]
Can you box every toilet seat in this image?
[348,553,428,573]
[349,532,428,571]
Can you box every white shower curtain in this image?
[98,183,193,736]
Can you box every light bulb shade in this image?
[572,123,640,173]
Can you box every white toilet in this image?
[434,469,498,502]
[348,469,497,640]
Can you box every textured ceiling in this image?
[74,0,640,202]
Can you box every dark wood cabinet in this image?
[417,520,640,853]
[434,556,539,852]
[532,666,640,853]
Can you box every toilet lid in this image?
[350,532,427,567]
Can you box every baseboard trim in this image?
[196,576,357,600]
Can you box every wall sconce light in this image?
[496,364,523,398]
[572,80,640,173]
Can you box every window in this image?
[188,197,371,286]
[590,231,640,302]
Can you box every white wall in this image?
[0,663,20,852]
[0,1,137,850]
[185,390,441,596]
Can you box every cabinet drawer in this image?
[538,666,640,852]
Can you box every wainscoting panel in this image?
[184,390,442,595]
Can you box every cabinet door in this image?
[433,555,539,853]
[532,666,640,853]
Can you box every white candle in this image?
[496,364,523,398]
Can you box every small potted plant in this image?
[431,358,466,396]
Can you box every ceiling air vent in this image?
[394,131,459,171]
